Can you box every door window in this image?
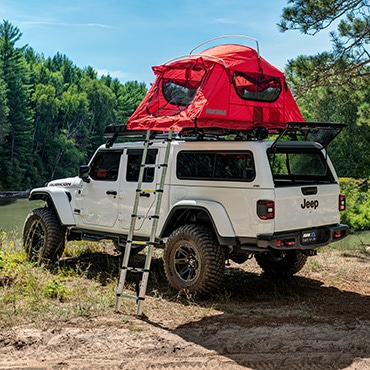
[89,150,122,181]
[126,149,158,182]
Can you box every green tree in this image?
[0,20,33,190]
[280,2,370,178]
[115,80,147,124]
[30,83,61,183]
[279,0,370,61]
[280,0,370,97]
[81,76,116,153]
[0,21,148,190]
[0,74,9,152]
[47,85,90,179]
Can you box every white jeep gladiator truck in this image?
[23,123,349,294]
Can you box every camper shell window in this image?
[268,147,335,186]
[233,72,281,102]
[177,151,255,181]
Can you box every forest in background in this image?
[0,20,147,191]
[279,0,370,179]
[1,1,370,231]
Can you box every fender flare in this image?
[29,187,76,226]
[161,199,236,240]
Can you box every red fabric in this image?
[127,44,304,132]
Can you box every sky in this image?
[0,0,336,86]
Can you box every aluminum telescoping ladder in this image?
[115,129,173,316]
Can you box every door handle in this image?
[106,190,117,196]
[301,186,317,195]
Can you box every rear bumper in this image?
[256,224,349,250]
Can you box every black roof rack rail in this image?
[103,122,346,147]
[103,125,171,147]
[103,124,274,147]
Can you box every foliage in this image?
[340,177,370,231]
[281,2,370,178]
[279,0,370,63]
[0,238,118,329]
[0,21,147,191]
[43,279,69,301]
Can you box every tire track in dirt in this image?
[0,316,369,370]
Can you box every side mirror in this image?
[79,165,91,183]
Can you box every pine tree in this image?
[0,20,33,190]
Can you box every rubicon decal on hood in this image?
[301,199,319,209]
[49,182,72,187]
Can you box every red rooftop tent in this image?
[127,36,304,132]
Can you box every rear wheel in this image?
[255,250,307,277]
[163,224,225,294]
[23,207,66,263]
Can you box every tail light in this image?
[339,194,346,211]
[257,200,275,220]
[333,230,344,239]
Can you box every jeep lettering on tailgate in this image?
[301,199,319,209]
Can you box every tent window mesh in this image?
[233,72,281,102]
[162,80,198,107]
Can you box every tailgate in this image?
[274,184,340,232]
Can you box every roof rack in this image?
[103,125,168,147]
[103,122,346,148]
[103,124,273,147]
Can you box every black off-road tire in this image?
[23,207,66,263]
[255,250,308,277]
[163,224,225,294]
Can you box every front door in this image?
[118,148,158,233]
[78,149,123,228]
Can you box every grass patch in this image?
[0,230,369,331]
[0,234,126,330]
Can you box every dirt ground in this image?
[0,249,369,370]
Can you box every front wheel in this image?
[163,224,225,294]
[255,250,308,277]
[23,207,66,263]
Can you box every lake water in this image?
[1,197,369,247]
[0,197,44,238]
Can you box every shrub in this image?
[340,177,370,231]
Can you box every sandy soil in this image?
[0,251,369,370]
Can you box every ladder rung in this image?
[135,189,163,194]
[125,266,149,273]
[141,164,159,169]
[115,128,173,316]
[127,240,148,245]
[141,163,168,168]
[131,214,148,219]
[117,293,144,301]
[131,214,159,220]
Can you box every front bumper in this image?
[256,224,349,250]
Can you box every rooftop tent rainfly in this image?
[127,35,304,133]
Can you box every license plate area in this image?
[301,230,317,245]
